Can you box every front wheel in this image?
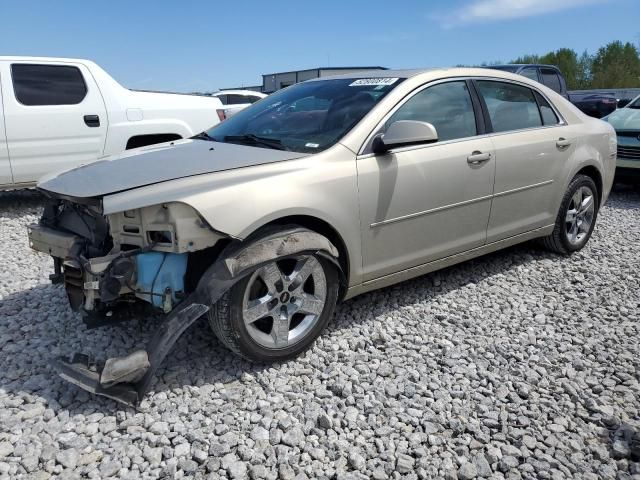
[209,252,339,362]
[541,174,599,255]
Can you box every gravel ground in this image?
[0,187,639,480]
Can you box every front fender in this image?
[102,146,363,286]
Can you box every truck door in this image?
[0,61,108,186]
[0,67,13,187]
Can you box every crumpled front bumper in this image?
[56,300,209,407]
[47,227,342,406]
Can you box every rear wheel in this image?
[542,174,598,254]
[209,252,339,362]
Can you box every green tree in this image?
[512,54,540,64]
[576,50,593,89]
[539,49,581,89]
[591,41,640,88]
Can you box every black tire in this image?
[541,174,599,255]
[208,252,339,362]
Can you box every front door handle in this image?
[467,151,491,165]
[84,115,100,128]
[556,138,572,150]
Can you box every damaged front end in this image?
[28,194,225,405]
[28,196,341,406]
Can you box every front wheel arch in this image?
[244,215,351,300]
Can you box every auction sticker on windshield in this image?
[349,78,399,87]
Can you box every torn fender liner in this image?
[54,227,341,406]
[223,228,339,278]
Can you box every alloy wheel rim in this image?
[565,186,595,245]
[241,255,327,349]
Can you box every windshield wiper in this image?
[224,134,287,150]
[191,131,215,141]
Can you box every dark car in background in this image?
[488,64,620,119]
[569,92,618,119]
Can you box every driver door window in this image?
[386,81,477,142]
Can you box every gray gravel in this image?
[0,187,639,479]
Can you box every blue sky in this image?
[1,0,638,92]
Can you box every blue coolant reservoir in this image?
[135,252,188,309]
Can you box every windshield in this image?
[628,95,640,108]
[204,77,404,153]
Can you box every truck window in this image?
[227,94,250,105]
[520,68,539,81]
[11,64,88,106]
[540,68,562,93]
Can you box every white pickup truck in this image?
[0,56,224,190]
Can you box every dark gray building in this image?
[223,66,387,94]
[261,66,387,93]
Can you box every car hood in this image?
[604,108,640,131]
[38,139,307,198]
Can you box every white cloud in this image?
[439,0,608,27]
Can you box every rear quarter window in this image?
[534,91,560,126]
[11,64,87,106]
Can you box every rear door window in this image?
[540,68,562,93]
[386,81,478,142]
[476,81,543,133]
[11,64,87,106]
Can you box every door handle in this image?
[467,151,491,165]
[556,138,572,150]
[84,115,100,128]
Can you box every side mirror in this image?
[372,120,438,154]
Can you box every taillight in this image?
[216,109,227,122]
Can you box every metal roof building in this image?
[261,66,387,93]
[223,66,387,94]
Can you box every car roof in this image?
[309,68,441,81]
[310,67,541,84]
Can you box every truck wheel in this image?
[209,252,339,362]
[541,174,599,255]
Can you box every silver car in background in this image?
[28,68,616,405]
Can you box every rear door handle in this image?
[84,115,100,128]
[556,138,572,150]
[467,151,491,165]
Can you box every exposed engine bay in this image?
[28,195,341,405]
[30,197,224,317]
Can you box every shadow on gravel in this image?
[0,238,559,414]
[608,423,640,462]
[606,183,640,210]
